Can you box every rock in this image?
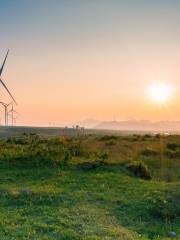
[20,188,32,195]
[168,231,176,238]
[79,162,96,170]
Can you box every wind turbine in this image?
[8,103,18,126]
[0,101,11,126]
[13,115,18,126]
[0,50,17,105]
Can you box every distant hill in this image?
[74,118,180,132]
[96,120,180,132]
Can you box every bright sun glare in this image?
[147,82,172,105]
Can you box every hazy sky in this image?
[1,0,180,126]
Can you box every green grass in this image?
[0,133,179,239]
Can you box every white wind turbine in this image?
[8,103,18,126]
[0,101,11,125]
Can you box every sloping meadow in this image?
[0,133,179,239]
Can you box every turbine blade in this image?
[0,101,5,105]
[0,78,17,105]
[0,50,9,77]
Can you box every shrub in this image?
[141,147,159,157]
[93,151,108,166]
[165,149,180,158]
[144,134,152,138]
[99,135,118,141]
[155,133,161,139]
[141,134,152,141]
[127,161,152,180]
[61,149,71,166]
[68,141,85,157]
[6,137,29,145]
[145,188,180,221]
[130,134,140,142]
[105,140,115,146]
[0,135,71,168]
[166,143,179,151]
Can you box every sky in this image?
[1,0,180,126]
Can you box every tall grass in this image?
[0,133,179,181]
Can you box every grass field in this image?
[0,132,179,239]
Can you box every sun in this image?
[147,82,172,105]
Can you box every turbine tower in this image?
[13,115,18,126]
[0,50,17,105]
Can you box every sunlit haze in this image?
[1,0,180,126]
[147,82,173,105]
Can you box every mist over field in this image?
[75,118,180,132]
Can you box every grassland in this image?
[0,132,179,239]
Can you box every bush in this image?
[127,161,152,180]
[93,151,108,166]
[155,133,161,139]
[130,135,140,142]
[0,135,71,168]
[68,141,85,157]
[6,137,29,145]
[105,140,115,146]
[166,143,179,151]
[141,134,152,141]
[141,147,159,157]
[145,188,180,221]
[144,134,152,138]
[165,149,180,158]
[99,135,118,141]
[61,149,71,166]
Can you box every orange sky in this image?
[1,1,180,126]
